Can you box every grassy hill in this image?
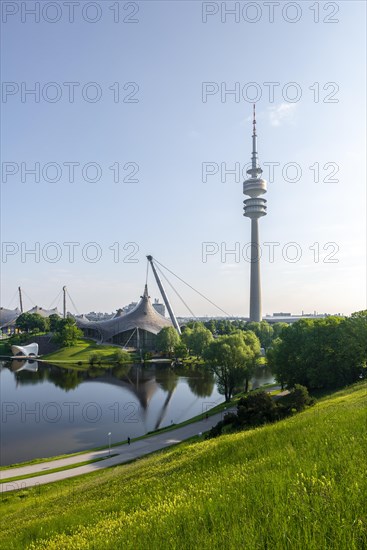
[1,382,366,550]
[42,339,132,364]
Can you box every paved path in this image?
[0,409,235,493]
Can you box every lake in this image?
[0,360,274,465]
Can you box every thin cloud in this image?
[268,103,297,127]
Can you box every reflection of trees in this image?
[155,367,179,393]
[187,369,215,397]
[215,380,226,399]
[47,368,82,391]
[5,362,217,400]
[6,362,134,392]
[111,364,132,379]
[250,365,274,389]
[14,373,45,386]
[173,364,215,398]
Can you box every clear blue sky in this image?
[1,1,366,316]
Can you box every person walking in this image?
[127,437,131,445]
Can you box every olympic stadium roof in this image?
[0,307,21,328]
[27,306,61,318]
[76,285,173,341]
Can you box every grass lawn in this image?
[42,339,133,364]
[1,381,366,550]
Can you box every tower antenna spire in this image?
[249,103,261,175]
[252,103,257,136]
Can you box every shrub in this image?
[286,384,314,412]
[8,334,27,346]
[206,421,224,439]
[89,352,103,365]
[237,391,277,426]
[206,412,238,439]
[208,388,316,439]
[113,349,130,364]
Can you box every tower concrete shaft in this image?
[243,105,267,322]
[249,218,261,322]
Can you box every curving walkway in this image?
[0,409,234,493]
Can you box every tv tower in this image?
[243,104,267,322]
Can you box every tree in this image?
[216,320,235,335]
[48,313,61,332]
[181,326,193,354]
[16,312,49,333]
[232,319,247,331]
[174,341,188,359]
[15,312,34,332]
[156,327,180,356]
[267,315,367,390]
[53,318,83,347]
[272,322,289,339]
[349,310,367,358]
[267,319,315,388]
[246,321,260,337]
[113,349,130,364]
[189,323,213,358]
[203,332,260,402]
[246,321,274,349]
[240,330,261,391]
[266,338,287,389]
[259,321,274,349]
[181,323,213,358]
[204,320,217,335]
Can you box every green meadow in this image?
[1,381,366,550]
[42,339,132,364]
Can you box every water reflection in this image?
[251,364,275,389]
[0,361,274,465]
[11,359,39,373]
[2,360,274,396]
[5,362,216,402]
[0,361,223,465]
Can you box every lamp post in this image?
[108,432,111,456]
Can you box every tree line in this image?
[202,319,288,349]
[13,312,82,348]
[157,311,367,400]
[267,311,367,390]
[156,323,263,401]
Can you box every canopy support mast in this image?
[147,255,181,335]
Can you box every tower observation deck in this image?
[243,105,267,322]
